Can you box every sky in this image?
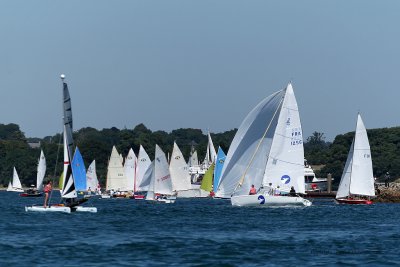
[0,1,399,141]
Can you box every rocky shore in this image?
[373,183,400,203]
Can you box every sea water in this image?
[0,191,399,266]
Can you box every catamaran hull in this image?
[72,206,98,213]
[335,198,373,205]
[7,188,24,193]
[25,206,71,213]
[231,195,312,207]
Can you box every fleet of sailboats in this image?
[8,77,382,210]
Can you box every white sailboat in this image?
[6,167,24,192]
[135,145,151,192]
[106,146,127,194]
[216,83,311,207]
[335,114,375,205]
[21,151,46,197]
[169,142,192,193]
[145,145,176,203]
[124,148,137,192]
[86,160,100,194]
[26,74,97,213]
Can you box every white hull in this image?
[25,206,71,213]
[72,206,98,213]
[177,188,210,198]
[100,194,111,199]
[7,188,24,192]
[231,194,312,207]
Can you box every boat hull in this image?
[335,198,373,205]
[231,194,312,207]
[72,206,98,213]
[25,205,71,213]
[7,188,24,193]
[20,192,43,197]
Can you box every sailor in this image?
[43,181,52,208]
[249,184,257,195]
[290,186,297,197]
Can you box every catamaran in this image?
[335,114,375,205]
[216,83,311,207]
[7,167,24,192]
[25,74,97,213]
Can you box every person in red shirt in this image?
[43,181,52,208]
[249,184,257,195]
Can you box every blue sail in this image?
[72,147,87,191]
[213,147,226,191]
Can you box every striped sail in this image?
[61,126,77,198]
[63,80,74,160]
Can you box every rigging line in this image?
[232,93,285,196]
[48,131,63,206]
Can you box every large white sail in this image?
[61,125,77,199]
[263,83,305,193]
[136,145,151,192]
[106,146,126,191]
[12,167,23,189]
[189,150,199,167]
[208,132,217,163]
[124,148,137,191]
[36,150,46,191]
[337,114,375,198]
[169,142,192,191]
[216,89,285,198]
[144,161,156,200]
[86,160,99,191]
[154,145,174,195]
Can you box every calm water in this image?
[0,191,399,266]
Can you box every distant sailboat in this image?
[7,167,24,192]
[169,142,192,193]
[72,147,87,192]
[145,145,176,203]
[106,146,126,192]
[86,160,100,194]
[335,114,375,205]
[135,145,151,193]
[124,148,137,192]
[216,83,311,207]
[20,150,46,197]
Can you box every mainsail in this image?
[154,145,174,195]
[72,147,87,191]
[62,77,74,160]
[86,160,99,191]
[106,146,126,191]
[169,142,192,192]
[12,167,23,190]
[36,150,46,191]
[61,125,77,199]
[124,148,137,191]
[200,163,214,192]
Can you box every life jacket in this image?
[249,187,257,195]
[44,184,52,193]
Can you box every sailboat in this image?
[86,160,100,195]
[25,74,97,213]
[335,114,375,205]
[145,145,176,203]
[200,163,214,194]
[106,146,127,197]
[124,148,137,192]
[21,150,46,197]
[216,83,311,207]
[169,142,192,193]
[133,145,151,199]
[7,167,24,192]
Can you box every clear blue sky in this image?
[1,1,399,141]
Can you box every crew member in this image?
[249,184,257,195]
[43,181,52,208]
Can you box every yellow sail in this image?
[200,163,214,192]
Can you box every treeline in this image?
[1,123,399,187]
